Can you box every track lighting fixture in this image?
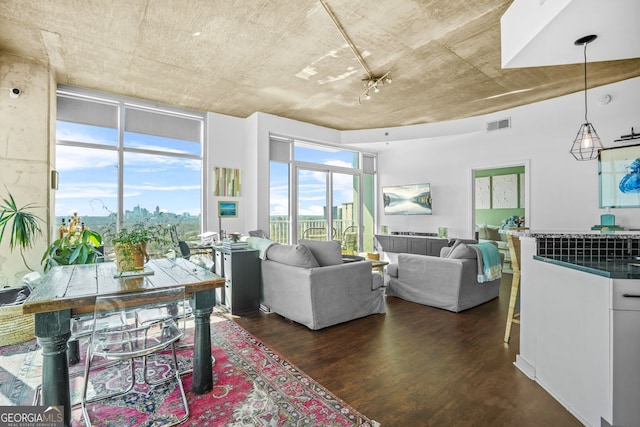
[319,0,393,105]
[358,71,392,104]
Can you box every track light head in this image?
[357,71,391,105]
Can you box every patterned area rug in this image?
[0,313,378,426]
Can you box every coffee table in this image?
[370,260,389,272]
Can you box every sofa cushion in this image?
[372,272,384,290]
[298,239,343,266]
[443,238,478,258]
[386,263,398,278]
[265,244,320,268]
[446,243,477,259]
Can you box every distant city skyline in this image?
[56,121,201,218]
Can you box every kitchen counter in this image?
[518,236,640,426]
[533,255,640,279]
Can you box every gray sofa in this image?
[260,239,386,330]
[385,242,502,312]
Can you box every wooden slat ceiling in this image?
[1,0,638,131]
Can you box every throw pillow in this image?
[298,239,343,266]
[485,226,500,241]
[446,243,477,259]
[476,224,488,240]
[265,244,320,268]
[248,229,268,238]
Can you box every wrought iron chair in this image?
[301,226,337,241]
[341,225,358,254]
[81,287,189,427]
[169,225,191,260]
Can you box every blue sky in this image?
[270,146,358,217]
[55,122,201,218]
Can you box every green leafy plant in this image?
[109,222,168,246]
[107,222,168,271]
[0,193,43,271]
[41,229,103,272]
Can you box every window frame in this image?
[55,85,205,232]
[268,134,377,250]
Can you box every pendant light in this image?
[569,34,604,161]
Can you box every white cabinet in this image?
[610,280,640,427]
[517,242,640,427]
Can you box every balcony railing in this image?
[269,219,356,246]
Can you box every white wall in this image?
[206,111,341,237]
[205,112,246,237]
[341,77,640,238]
[246,112,341,234]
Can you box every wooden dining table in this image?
[22,258,225,427]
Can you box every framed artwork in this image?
[491,174,518,208]
[218,201,238,218]
[599,144,640,208]
[475,177,491,209]
[214,167,241,197]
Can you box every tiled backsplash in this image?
[537,236,640,261]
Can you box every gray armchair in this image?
[385,242,502,312]
[260,239,386,330]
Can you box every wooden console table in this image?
[374,234,449,256]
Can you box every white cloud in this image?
[299,204,325,216]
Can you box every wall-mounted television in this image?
[382,183,432,215]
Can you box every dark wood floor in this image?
[231,274,582,427]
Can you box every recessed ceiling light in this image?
[192,32,201,37]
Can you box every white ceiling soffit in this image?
[501,0,640,68]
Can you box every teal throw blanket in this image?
[246,236,278,260]
[470,242,502,283]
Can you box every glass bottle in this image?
[59,218,67,239]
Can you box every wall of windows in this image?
[269,135,376,253]
[55,86,204,258]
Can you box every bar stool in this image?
[504,230,526,343]
[81,287,189,427]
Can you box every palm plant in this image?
[0,192,43,271]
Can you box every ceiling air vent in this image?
[486,118,511,132]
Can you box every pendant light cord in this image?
[583,42,589,123]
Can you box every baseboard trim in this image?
[514,354,535,379]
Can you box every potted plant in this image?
[41,228,104,272]
[0,192,42,346]
[110,222,168,272]
[0,192,43,272]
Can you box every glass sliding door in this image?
[333,173,359,254]
[269,161,290,244]
[268,136,376,247]
[297,168,330,241]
